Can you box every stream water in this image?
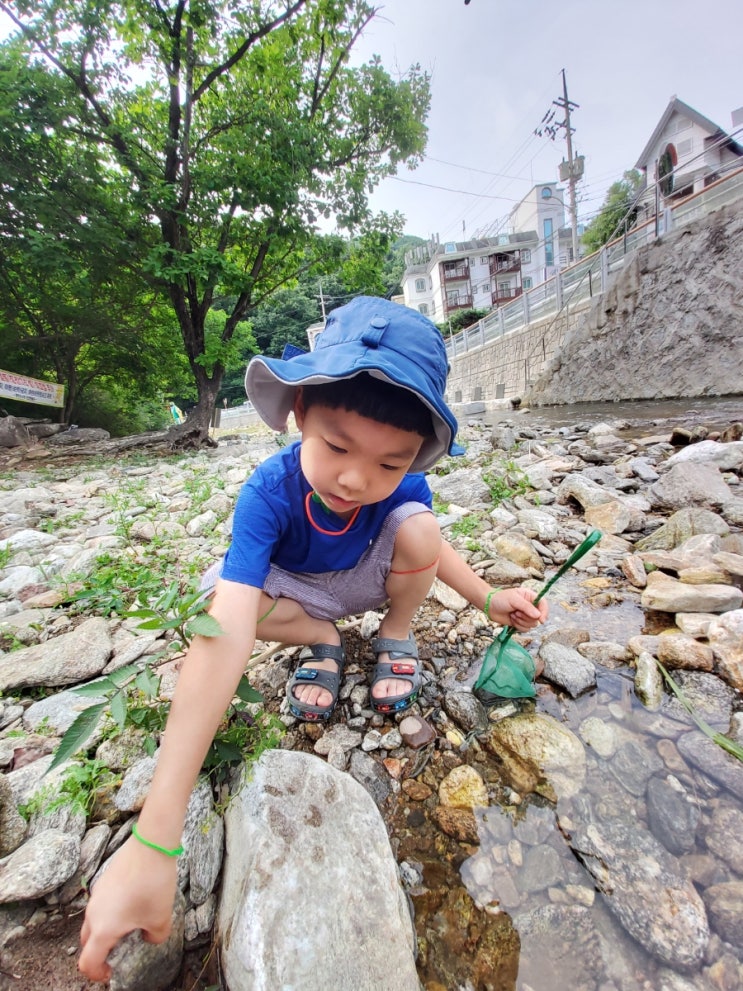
[421,394,743,990]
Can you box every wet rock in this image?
[514,904,604,991]
[660,671,736,731]
[703,882,743,947]
[398,714,436,749]
[483,713,586,800]
[109,889,185,991]
[441,691,487,733]
[438,765,488,810]
[520,844,565,892]
[570,818,709,969]
[578,716,621,758]
[640,571,742,613]
[704,805,743,875]
[431,806,479,844]
[539,642,596,698]
[676,732,743,800]
[646,776,699,855]
[348,750,393,807]
[608,740,664,797]
[634,651,663,710]
[217,751,418,991]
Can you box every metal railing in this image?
[445,166,743,360]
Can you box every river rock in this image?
[656,635,714,672]
[179,778,223,905]
[634,508,730,551]
[569,817,709,969]
[483,713,586,800]
[634,651,663,710]
[0,774,26,857]
[108,889,185,991]
[426,467,491,507]
[438,765,488,810]
[492,532,544,572]
[0,829,80,902]
[665,439,743,471]
[539,642,596,697]
[648,462,732,510]
[676,732,743,800]
[706,610,743,690]
[217,750,419,991]
[705,805,743,875]
[513,904,604,991]
[0,617,113,691]
[703,882,743,947]
[640,571,742,613]
[646,776,699,856]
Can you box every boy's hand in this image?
[78,837,178,982]
[487,587,548,631]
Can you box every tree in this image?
[0,43,187,424]
[581,170,643,255]
[0,1,430,445]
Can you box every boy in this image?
[78,296,547,981]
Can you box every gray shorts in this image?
[201,501,431,622]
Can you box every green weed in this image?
[450,514,481,538]
[21,757,120,821]
[482,458,533,504]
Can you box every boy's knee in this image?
[393,511,440,559]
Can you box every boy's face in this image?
[294,392,424,516]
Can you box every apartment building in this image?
[401,232,538,321]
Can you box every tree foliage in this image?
[0,0,430,443]
[581,169,643,255]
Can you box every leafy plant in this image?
[656,658,743,763]
[449,514,481,538]
[0,546,12,568]
[21,757,119,820]
[483,459,533,504]
[62,555,167,617]
[203,688,281,790]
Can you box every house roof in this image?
[635,96,743,169]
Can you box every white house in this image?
[401,232,538,323]
[506,181,573,281]
[635,97,743,208]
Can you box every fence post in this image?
[478,320,485,348]
[554,271,563,311]
[498,307,505,336]
[521,292,530,326]
[600,247,609,294]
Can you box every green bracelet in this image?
[131,822,184,858]
[483,588,501,619]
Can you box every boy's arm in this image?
[78,579,262,983]
[437,538,548,630]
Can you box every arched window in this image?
[658,144,677,196]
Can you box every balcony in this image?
[440,261,470,282]
[491,286,522,306]
[444,294,473,314]
[489,252,521,276]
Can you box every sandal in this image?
[370,634,422,714]
[287,641,345,722]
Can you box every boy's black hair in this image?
[300,372,435,439]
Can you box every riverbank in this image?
[1,411,742,990]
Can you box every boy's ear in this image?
[292,387,305,429]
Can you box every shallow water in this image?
[446,400,743,990]
[486,393,743,437]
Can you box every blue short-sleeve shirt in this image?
[220,442,432,589]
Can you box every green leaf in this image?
[74,678,116,697]
[109,691,127,733]
[235,676,263,704]
[46,703,106,775]
[187,614,225,638]
[108,664,144,688]
[135,669,161,698]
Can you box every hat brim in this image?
[246,350,456,473]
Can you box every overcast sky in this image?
[2,1,740,244]
[352,0,743,241]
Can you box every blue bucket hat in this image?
[245,296,459,472]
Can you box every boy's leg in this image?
[255,594,341,709]
[373,511,441,702]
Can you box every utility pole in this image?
[535,69,583,264]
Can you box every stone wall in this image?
[445,196,743,409]
[523,198,743,405]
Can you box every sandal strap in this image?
[371,634,418,661]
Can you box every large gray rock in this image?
[648,462,732,510]
[217,750,419,991]
[108,889,186,991]
[640,571,742,613]
[634,508,730,551]
[0,829,80,902]
[0,617,112,691]
[570,818,709,970]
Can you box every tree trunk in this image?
[168,363,221,450]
